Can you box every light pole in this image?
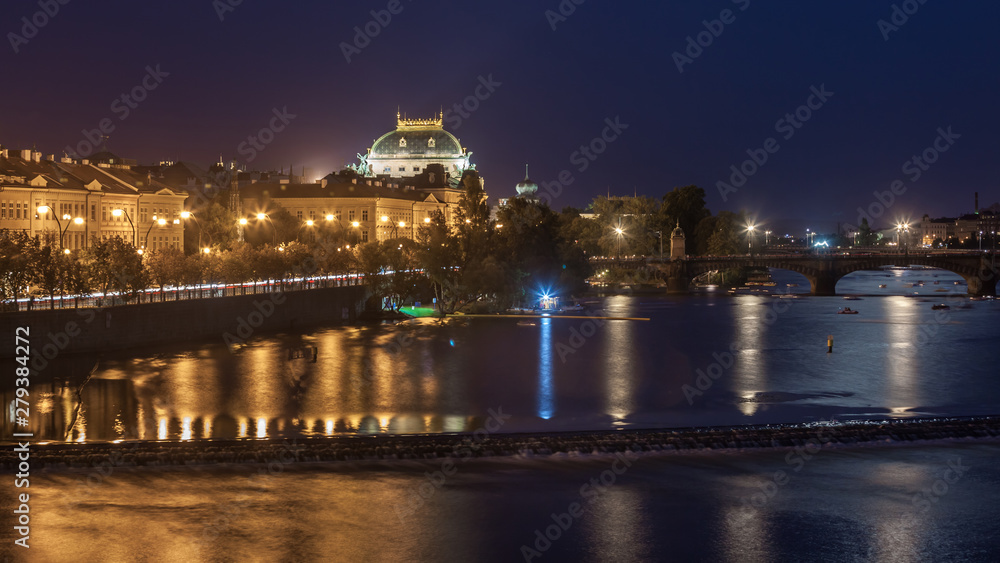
[764,230,771,248]
[35,206,63,248]
[653,230,662,259]
[257,212,276,245]
[111,208,137,247]
[746,224,756,255]
[180,211,204,249]
[299,219,316,242]
[143,217,167,251]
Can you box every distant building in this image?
[0,147,187,251]
[919,215,953,245]
[362,112,473,179]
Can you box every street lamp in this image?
[614,226,625,258]
[255,212,276,245]
[180,210,205,249]
[764,230,771,247]
[746,224,756,255]
[112,208,137,246]
[36,206,63,247]
[144,217,167,250]
[653,230,662,258]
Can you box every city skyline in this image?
[2,1,998,228]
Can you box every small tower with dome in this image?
[670,221,686,260]
[515,164,539,200]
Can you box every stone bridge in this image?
[592,253,999,296]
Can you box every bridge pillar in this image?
[667,275,689,294]
[965,258,999,296]
[810,272,838,296]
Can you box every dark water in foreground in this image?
[5,441,999,562]
[4,268,1000,443]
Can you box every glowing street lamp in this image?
[614,226,625,258]
[746,224,756,254]
[253,212,276,245]
[112,208,137,246]
[143,217,168,250]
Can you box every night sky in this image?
[3,0,998,233]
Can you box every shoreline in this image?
[5,415,999,471]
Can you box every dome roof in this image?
[671,222,685,237]
[370,129,462,157]
[515,165,538,196]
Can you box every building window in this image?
[383,166,391,173]
[362,230,369,242]
[399,137,407,147]
[309,210,316,220]
[91,204,96,221]
[296,211,303,220]
[348,210,355,221]
[1,203,5,218]
[362,210,368,221]
[413,166,420,172]
[428,138,435,148]
[16,203,22,219]
[399,166,406,172]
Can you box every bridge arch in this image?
[649,254,999,296]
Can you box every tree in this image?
[146,247,188,296]
[88,237,147,301]
[857,218,875,246]
[197,199,239,251]
[705,211,747,256]
[0,230,38,307]
[662,185,711,253]
[415,210,462,313]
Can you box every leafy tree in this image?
[0,230,38,306]
[857,218,875,246]
[146,247,188,295]
[662,185,711,253]
[88,237,147,301]
[705,211,747,256]
[415,211,462,313]
[197,199,239,251]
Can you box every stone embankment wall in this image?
[1,285,367,358]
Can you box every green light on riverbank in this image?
[400,306,437,318]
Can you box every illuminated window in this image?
[383,166,391,173]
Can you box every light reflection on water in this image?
[3,268,999,443]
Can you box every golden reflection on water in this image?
[884,298,921,416]
[603,296,637,425]
[732,297,767,416]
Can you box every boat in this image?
[838,307,859,314]
[878,284,887,288]
[786,283,799,287]
[516,320,538,327]
[931,304,950,310]
[934,288,949,292]
[843,296,862,301]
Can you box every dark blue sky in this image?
[3,0,997,233]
